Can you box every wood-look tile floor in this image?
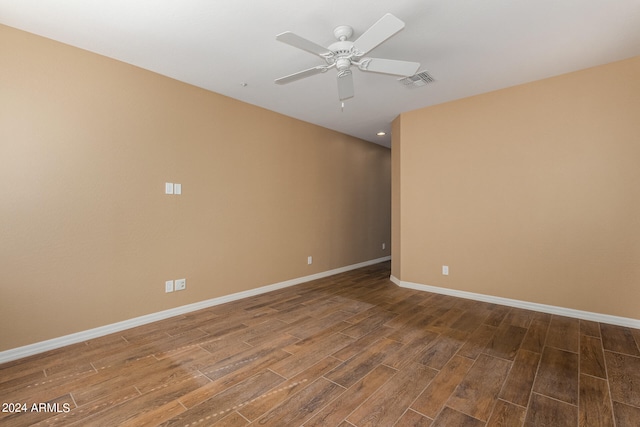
[2,261,640,426]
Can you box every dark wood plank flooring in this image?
[1,261,639,426]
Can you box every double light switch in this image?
[165,183,182,195]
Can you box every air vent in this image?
[398,71,435,88]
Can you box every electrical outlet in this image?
[442,265,449,276]
[175,278,186,291]
[174,183,182,195]
[307,256,313,265]
[165,280,174,293]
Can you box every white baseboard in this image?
[0,256,391,364]
[390,275,640,329]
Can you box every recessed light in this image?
[376,131,386,136]
[240,82,248,87]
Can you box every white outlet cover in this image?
[174,183,182,195]
[165,280,174,293]
[307,256,312,265]
[442,265,449,275]
[165,182,174,194]
[175,278,186,291]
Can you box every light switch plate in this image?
[165,182,174,194]
[174,183,182,195]
[165,280,174,293]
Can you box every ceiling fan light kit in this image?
[275,13,421,102]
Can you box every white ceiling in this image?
[1,0,639,147]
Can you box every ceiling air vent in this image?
[398,71,435,88]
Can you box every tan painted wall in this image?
[0,25,391,351]
[395,56,640,320]
[391,116,402,279]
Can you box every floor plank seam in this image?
[522,386,535,425]
[44,390,141,424]
[577,338,581,427]
[612,399,640,410]
[531,391,579,407]
[498,396,527,409]
[178,378,308,427]
[406,406,432,421]
[580,371,607,381]
[602,348,640,359]
[142,374,203,395]
[200,356,260,377]
[459,407,488,424]
[26,368,97,388]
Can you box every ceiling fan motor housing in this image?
[328,40,356,57]
[328,25,364,68]
[333,25,353,41]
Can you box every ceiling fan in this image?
[275,13,420,102]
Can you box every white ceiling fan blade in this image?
[353,13,405,56]
[275,65,329,85]
[337,71,354,101]
[358,58,420,76]
[276,31,332,57]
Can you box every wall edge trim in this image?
[0,256,391,363]
[390,275,640,328]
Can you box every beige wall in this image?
[391,116,402,279]
[0,25,391,351]
[394,56,640,320]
